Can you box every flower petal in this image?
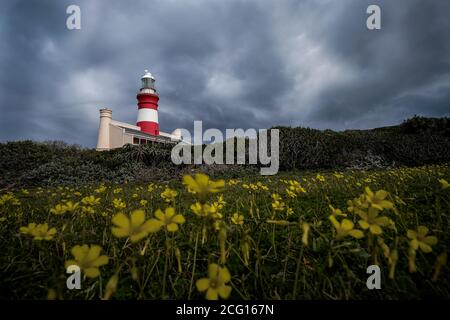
[417,226,429,236]
[84,267,100,278]
[218,266,231,283]
[112,213,130,230]
[410,239,419,250]
[407,230,417,240]
[424,236,438,246]
[165,207,176,219]
[349,229,364,239]
[86,245,101,262]
[154,209,164,221]
[206,288,219,300]
[196,278,210,292]
[358,220,370,229]
[143,219,163,233]
[93,255,109,267]
[131,210,145,228]
[369,224,383,235]
[208,263,220,279]
[341,219,354,231]
[419,242,432,253]
[172,214,185,224]
[167,223,179,232]
[112,226,129,238]
[217,285,232,299]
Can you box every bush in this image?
[1,117,449,188]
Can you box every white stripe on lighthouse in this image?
[137,108,159,123]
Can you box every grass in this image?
[0,164,449,300]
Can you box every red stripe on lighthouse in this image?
[137,93,159,135]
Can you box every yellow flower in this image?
[286,189,297,198]
[50,204,67,215]
[357,207,393,235]
[364,187,394,211]
[214,195,226,209]
[183,173,225,200]
[81,206,95,215]
[64,201,79,213]
[147,184,155,192]
[81,195,101,206]
[65,245,108,278]
[286,180,306,198]
[196,263,232,300]
[329,205,347,217]
[20,223,56,240]
[140,199,148,206]
[113,187,122,194]
[316,174,325,182]
[111,210,162,242]
[231,213,244,225]
[153,207,185,232]
[190,202,222,219]
[161,187,178,203]
[407,226,438,253]
[329,216,364,240]
[439,179,449,189]
[95,185,107,193]
[271,193,285,211]
[20,223,37,235]
[113,198,126,210]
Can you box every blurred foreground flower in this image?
[183,173,225,201]
[65,244,108,278]
[111,210,161,242]
[196,263,232,300]
[329,216,364,240]
[407,226,438,253]
[20,223,57,240]
[153,207,185,232]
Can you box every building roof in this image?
[123,127,176,143]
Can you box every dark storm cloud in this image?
[0,0,449,147]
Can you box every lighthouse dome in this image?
[140,69,156,91]
[142,69,155,80]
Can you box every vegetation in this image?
[0,166,448,299]
[0,117,449,189]
[0,117,448,300]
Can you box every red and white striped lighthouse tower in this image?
[136,70,159,135]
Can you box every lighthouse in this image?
[96,70,182,151]
[136,70,160,136]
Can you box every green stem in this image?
[293,246,304,298]
[188,230,199,300]
[162,232,170,299]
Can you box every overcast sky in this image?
[1,0,449,147]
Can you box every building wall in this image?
[109,124,125,149]
[124,133,134,145]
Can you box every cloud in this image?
[0,0,449,147]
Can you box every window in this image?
[133,137,139,145]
